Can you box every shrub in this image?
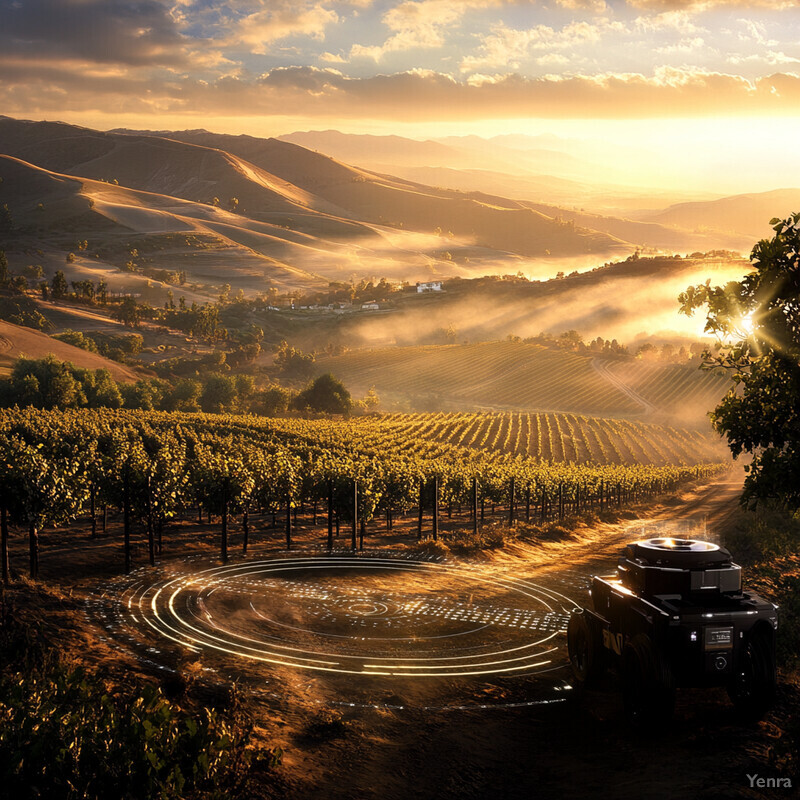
[0,597,273,800]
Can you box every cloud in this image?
[460,19,626,72]
[4,61,800,122]
[625,0,795,9]
[226,3,341,52]
[349,0,502,61]
[557,0,608,11]
[0,0,188,66]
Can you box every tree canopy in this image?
[679,212,800,508]
[293,373,352,415]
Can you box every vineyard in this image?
[314,340,728,419]
[315,341,642,414]
[375,411,726,465]
[0,408,728,582]
[605,360,729,415]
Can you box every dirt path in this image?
[266,471,786,800]
[591,357,657,416]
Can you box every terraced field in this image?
[378,411,726,466]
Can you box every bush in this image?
[0,597,271,800]
[0,294,50,330]
[725,505,800,669]
[51,329,99,353]
[0,671,255,800]
[445,528,508,555]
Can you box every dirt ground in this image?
[4,474,798,800]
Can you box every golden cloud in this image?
[3,62,800,121]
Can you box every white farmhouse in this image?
[416,281,443,293]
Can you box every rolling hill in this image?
[313,340,730,424]
[641,188,800,238]
[317,341,642,416]
[117,126,631,260]
[277,129,750,252]
[0,153,328,292]
[0,116,634,284]
[0,319,138,381]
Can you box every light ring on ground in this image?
[91,553,577,679]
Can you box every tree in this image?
[113,297,141,327]
[679,212,800,508]
[274,340,316,380]
[200,374,237,414]
[258,385,292,416]
[51,270,68,300]
[7,356,86,409]
[192,439,255,562]
[163,378,201,412]
[0,250,8,285]
[293,373,352,415]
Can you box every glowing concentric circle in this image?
[91,553,577,679]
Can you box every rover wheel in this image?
[622,634,674,728]
[567,610,604,687]
[728,626,776,721]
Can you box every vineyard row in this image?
[0,408,728,581]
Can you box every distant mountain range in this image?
[0,116,787,301]
[639,189,800,237]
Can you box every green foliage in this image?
[0,356,255,416]
[87,331,144,361]
[0,407,727,556]
[162,379,202,412]
[724,506,800,670]
[23,264,44,280]
[680,212,800,508]
[0,294,50,330]
[51,270,68,300]
[113,296,142,328]
[257,384,294,416]
[0,607,259,800]
[200,374,238,414]
[0,356,122,410]
[120,379,169,411]
[51,329,100,353]
[274,340,316,381]
[293,373,352,415]
[0,432,87,530]
[164,303,225,340]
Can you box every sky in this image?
[1,0,800,182]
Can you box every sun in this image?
[736,312,755,337]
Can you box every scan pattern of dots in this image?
[88,551,578,679]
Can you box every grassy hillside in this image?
[642,188,800,238]
[277,130,747,252]
[129,127,631,259]
[316,341,639,414]
[0,320,138,381]
[314,340,729,421]
[377,411,726,466]
[0,153,328,292]
[0,117,632,281]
